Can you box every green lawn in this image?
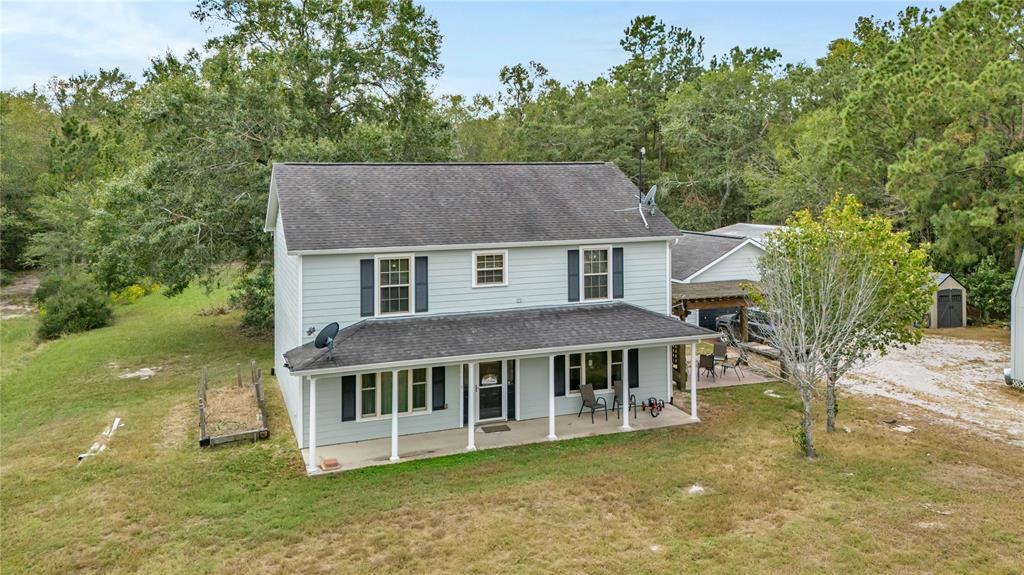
[2,287,1022,573]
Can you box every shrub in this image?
[110,281,159,304]
[229,265,273,333]
[964,256,1014,323]
[37,270,114,339]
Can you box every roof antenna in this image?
[616,146,657,229]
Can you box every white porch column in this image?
[547,355,557,440]
[466,362,476,451]
[306,378,318,474]
[390,369,400,461]
[620,348,632,431]
[689,342,698,420]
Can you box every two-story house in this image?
[267,162,715,473]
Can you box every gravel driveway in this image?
[842,331,1024,447]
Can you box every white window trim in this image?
[579,245,613,302]
[354,367,433,422]
[374,253,415,317]
[565,349,622,396]
[471,249,508,288]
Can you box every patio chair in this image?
[612,380,637,420]
[577,383,608,424]
[713,341,729,365]
[720,355,744,380]
[699,354,717,380]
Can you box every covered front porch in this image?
[302,400,698,473]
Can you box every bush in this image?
[37,270,114,339]
[229,265,273,333]
[964,256,1014,323]
[110,281,159,304]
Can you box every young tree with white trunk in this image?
[754,195,933,458]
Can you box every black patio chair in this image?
[699,354,717,380]
[720,354,745,380]
[577,383,608,423]
[612,380,637,420]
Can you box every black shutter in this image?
[341,375,356,421]
[415,256,428,312]
[554,355,566,396]
[567,249,580,302]
[462,365,468,425]
[431,366,445,410]
[612,247,624,299]
[628,348,639,388]
[507,360,516,420]
[360,259,374,317]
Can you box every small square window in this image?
[473,251,507,287]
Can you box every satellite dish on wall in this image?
[314,322,340,358]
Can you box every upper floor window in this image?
[582,247,610,300]
[378,257,411,315]
[472,250,507,287]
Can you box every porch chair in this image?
[713,341,729,365]
[699,354,717,380]
[612,380,637,420]
[577,383,608,424]
[720,354,745,380]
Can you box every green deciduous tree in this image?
[754,195,934,456]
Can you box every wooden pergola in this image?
[669,279,758,389]
[671,279,756,341]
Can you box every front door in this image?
[477,360,505,421]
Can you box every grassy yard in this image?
[2,287,1022,574]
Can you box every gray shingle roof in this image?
[283,302,715,374]
[271,162,681,252]
[672,233,747,281]
[708,223,784,242]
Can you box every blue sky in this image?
[2,1,942,97]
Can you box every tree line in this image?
[1,0,1021,333]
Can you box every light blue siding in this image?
[688,242,763,283]
[517,346,670,420]
[302,346,671,446]
[301,241,669,343]
[273,218,303,446]
[301,364,462,448]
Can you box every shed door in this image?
[937,289,963,328]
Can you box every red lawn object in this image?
[641,398,665,418]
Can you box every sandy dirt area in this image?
[0,272,39,319]
[843,332,1024,447]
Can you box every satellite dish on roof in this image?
[642,185,658,214]
[314,322,340,358]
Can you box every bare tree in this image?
[754,196,934,456]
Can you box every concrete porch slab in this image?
[302,403,697,474]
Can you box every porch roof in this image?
[284,302,716,375]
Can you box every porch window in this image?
[378,257,411,314]
[568,353,583,393]
[582,248,610,300]
[567,350,621,394]
[362,369,429,419]
[412,368,428,411]
[586,351,608,391]
[611,349,623,386]
[360,373,377,417]
[472,250,507,287]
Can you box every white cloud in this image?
[1,1,206,90]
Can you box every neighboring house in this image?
[925,273,968,329]
[266,162,715,473]
[707,222,783,243]
[1009,257,1023,383]
[669,223,781,335]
